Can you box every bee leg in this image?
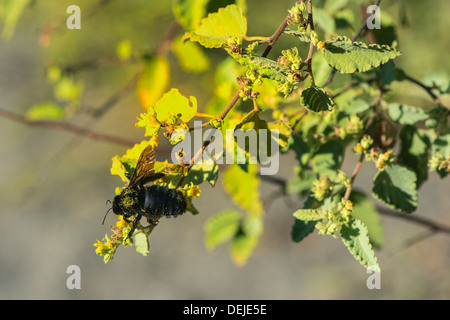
[145,216,159,226]
[125,214,141,241]
[123,216,132,223]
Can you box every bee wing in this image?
[128,144,164,188]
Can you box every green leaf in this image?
[116,39,132,60]
[153,88,198,123]
[184,5,247,48]
[283,29,311,43]
[372,164,418,213]
[388,103,428,125]
[172,35,210,73]
[54,77,84,103]
[291,219,317,243]
[301,86,335,112]
[236,55,290,83]
[134,232,150,256]
[231,231,259,266]
[137,56,170,109]
[350,191,384,248]
[312,51,333,87]
[0,0,31,40]
[341,219,380,272]
[205,209,241,251]
[321,36,401,74]
[223,164,263,216]
[313,7,335,34]
[183,157,219,187]
[399,126,432,186]
[432,132,450,157]
[310,140,344,177]
[293,208,328,221]
[234,109,292,160]
[172,0,209,31]
[26,103,65,121]
[231,216,263,266]
[110,140,152,184]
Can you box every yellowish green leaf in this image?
[153,88,197,123]
[184,5,247,48]
[137,56,170,110]
[172,35,210,73]
[26,103,65,121]
[223,164,263,216]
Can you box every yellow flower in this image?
[354,143,363,154]
[94,239,107,255]
[116,215,129,229]
[185,183,201,198]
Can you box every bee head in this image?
[112,195,124,215]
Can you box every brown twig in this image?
[0,108,135,147]
[404,74,449,111]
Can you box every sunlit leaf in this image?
[205,209,241,250]
[26,103,65,121]
[137,56,170,110]
[321,36,401,74]
[341,219,380,272]
[172,35,210,73]
[153,88,198,123]
[184,5,247,48]
[372,164,418,213]
[223,164,263,216]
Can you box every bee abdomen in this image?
[142,185,187,217]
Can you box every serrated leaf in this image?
[341,219,380,272]
[205,209,241,251]
[372,164,418,213]
[153,88,197,123]
[137,57,170,110]
[223,164,263,216]
[283,29,311,43]
[388,103,428,125]
[172,35,210,73]
[350,191,384,248]
[134,232,149,256]
[293,208,328,221]
[301,86,335,112]
[237,55,290,83]
[321,36,401,74]
[184,5,247,48]
[26,103,65,121]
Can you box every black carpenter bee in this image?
[105,144,187,240]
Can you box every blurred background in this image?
[0,0,449,299]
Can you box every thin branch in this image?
[0,108,135,147]
[377,206,450,235]
[404,74,449,111]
